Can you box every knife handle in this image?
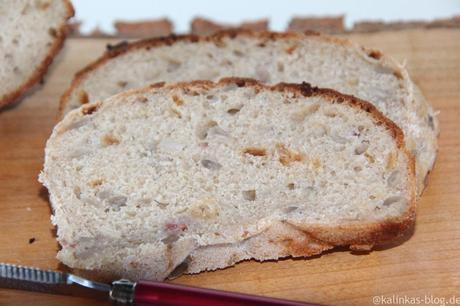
[133,280,317,306]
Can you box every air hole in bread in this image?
[255,65,270,82]
[233,49,244,57]
[382,196,405,207]
[205,94,221,105]
[354,141,369,155]
[201,159,222,170]
[209,125,230,138]
[117,80,128,88]
[68,147,91,159]
[154,200,169,209]
[242,190,256,201]
[291,104,320,122]
[20,3,30,14]
[387,170,400,188]
[73,186,81,199]
[331,134,347,144]
[221,59,233,66]
[284,206,298,213]
[169,108,182,118]
[312,124,327,137]
[196,120,217,139]
[353,166,362,172]
[324,108,338,117]
[287,183,295,190]
[161,234,180,244]
[107,196,127,211]
[277,62,285,72]
[227,107,241,115]
[243,147,266,157]
[166,59,181,72]
[96,190,111,201]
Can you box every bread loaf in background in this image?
[114,18,173,38]
[191,17,268,35]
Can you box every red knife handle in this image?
[133,280,317,306]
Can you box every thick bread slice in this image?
[59,31,438,194]
[0,0,74,108]
[41,78,416,281]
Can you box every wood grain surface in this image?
[0,29,459,306]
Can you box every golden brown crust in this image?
[0,0,74,108]
[58,29,387,116]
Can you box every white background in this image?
[73,0,460,34]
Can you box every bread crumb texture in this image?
[42,80,414,281]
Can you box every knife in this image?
[0,263,318,306]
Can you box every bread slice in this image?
[0,0,74,108]
[41,78,416,281]
[191,17,269,35]
[287,16,345,34]
[114,19,173,38]
[59,31,438,194]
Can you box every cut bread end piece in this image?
[0,0,74,108]
[41,78,416,281]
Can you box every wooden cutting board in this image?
[0,29,459,306]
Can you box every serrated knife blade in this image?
[0,263,110,301]
[0,262,318,306]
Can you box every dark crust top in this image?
[65,77,416,250]
[58,29,389,115]
[0,0,75,108]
